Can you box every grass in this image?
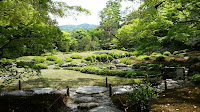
[1,69,140,90]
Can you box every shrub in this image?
[0,58,13,65]
[32,56,46,63]
[46,61,55,65]
[70,61,76,66]
[130,56,137,60]
[35,63,48,69]
[55,59,64,66]
[70,54,83,59]
[85,56,95,62]
[163,51,171,56]
[107,55,114,61]
[113,53,119,59]
[46,55,58,61]
[132,51,140,56]
[169,57,175,62]
[137,55,150,60]
[120,58,133,65]
[173,51,179,55]
[191,74,200,84]
[80,66,101,74]
[177,53,188,57]
[65,57,73,62]
[81,60,86,63]
[155,55,165,61]
[100,54,108,62]
[127,84,159,111]
[53,66,61,69]
[150,52,162,57]
[187,56,199,63]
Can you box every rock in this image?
[31,88,57,94]
[42,62,47,65]
[61,63,71,67]
[139,66,147,71]
[107,65,116,70]
[89,106,121,112]
[25,60,36,64]
[76,86,107,94]
[78,103,99,109]
[115,63,127,67]
[48,65,55,69]
[1,90,34,96]
[94,52,109,55]
[73,96,96,103]
[132,64,140,69]
[111,59,120,64]
[74,63,87,67]
[113,85,133,94]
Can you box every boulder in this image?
[61,63,71,67]
[115,63,127,67]
[74,63,87,67]
[139,66,147,71]
[111,59,120,64]
[132,64,140,69]
[25,60,36,64]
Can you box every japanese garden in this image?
[0,0,200,112]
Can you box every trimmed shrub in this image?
[177,53,188,57]
[150,52,162,57]
[35,63,48,69]
[55,59,64,66]
[108,55,114,61]
[155,55,165,61]
[32,56,46,63]
[191,74,200,84]
[53,66,61,69]
[46,55,58,61]
[169,57,175,62]
[70,54,83,59]
[81,60,86,63]
[137,55,150,60]
[130,56,137,60]
[100,54,108,62]
[46,61,55,65]
[63,67,82,71]
[65,57,73,62]
[173,51,179,55]
[113,53,119,59]
[187,56,199,63]
[85,56,95,62]
[163,51,171,56]
[120,58,133,65]
[80,66,101,74]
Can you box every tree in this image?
[99,0,123,49]
[0,0,90,58]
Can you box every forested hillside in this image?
[59,24,99,31]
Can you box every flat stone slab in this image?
[73,96,96,103]
[31,88,57,94]
[89,106,121,112]
[76,86,107,94]
[0,90,33,96]
[78,102,99,109]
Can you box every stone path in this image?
[0,79,187,111]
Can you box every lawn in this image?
[1,69,140,90]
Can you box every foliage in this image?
[177,53,188,57]
[35,64,48,69]
[45,61,55,65]
[191,74,200,84]
[169,57,175,62]
[55,59,64,66]
[63,66,145,78]
[155,55,165,61]
[65,57,73,62]
[127,84,159,111]
[120,58,133,65]
[46,56,58,61]
[163,51,171,56]
[137,55,150,61]
[53,66,61,69]
[32,56,46,63]
[70,54,83,59]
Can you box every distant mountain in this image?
[59,23,99,31]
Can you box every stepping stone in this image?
[113,85,133,94]
[73,96,96,103]
[89,106,121,112]
[31,88,57,94]
[76,86,107,94]
[77,103,99,109]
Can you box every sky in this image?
[53,0,140,26]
